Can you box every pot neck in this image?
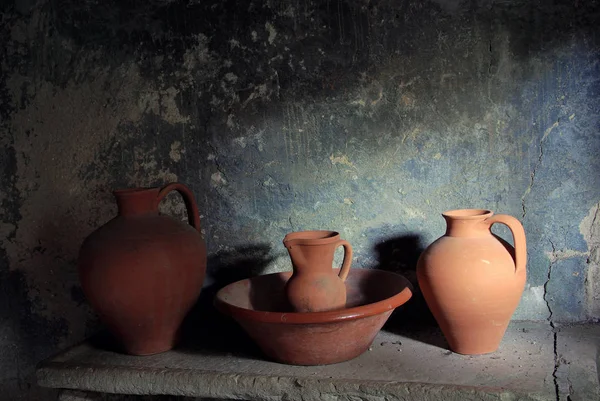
[114,187,160,217]
[283,230,340,247]
[443,209,493,237]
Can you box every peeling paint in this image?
[138,87,189,124]
[582,202,600,317]
[224,72,238,83]
[265,22,277,45]
[211,172,227,186]
[329,154,356,169]
[169,141,183,162]
[520,285,550,320]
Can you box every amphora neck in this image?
[113,187,160,217]
[283,230,340,247]
[443,209,493,237]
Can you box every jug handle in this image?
[156,183,201,233]
[485,214,526,274]
[336,240,353,281]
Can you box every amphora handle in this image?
[335,240,353,281]
[485,214,527,274]
[156,183,201,233]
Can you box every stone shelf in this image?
[37,321,600,401]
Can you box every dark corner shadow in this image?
[87,330,125,354]
[373,234,448,350]
[176,243,277,359]
[596,344,600,387]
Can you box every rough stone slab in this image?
[37,322,600,401]
[555,323,600,400]
[57,389,223,400]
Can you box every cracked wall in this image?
[1,0,600,399]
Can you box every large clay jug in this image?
[416,209,526,355]
[283,230,353,312]
[78,183,207,355]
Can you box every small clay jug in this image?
[78,183,207,356]
[416,209,526,355]
[283,230,353,312]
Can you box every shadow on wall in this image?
[178,236,449,355]
[178,235,448,354]
[0,181,119,399]
[177,244,275,356]
[373,234,448,349]
[0,266,63,400]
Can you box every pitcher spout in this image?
[283,230,340,273]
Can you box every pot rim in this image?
[113,187,159,195]
[283,230,340,246]
[214,269,413,325]
[442,209,493,219]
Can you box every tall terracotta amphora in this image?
[416,209,526,355]
[78,183,207,355]
[284,230,353,312]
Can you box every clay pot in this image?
[416,209,527,355]
[283,230,353,312]
[215,268,413,365]
[78,183,207,355]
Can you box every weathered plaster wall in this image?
[1,0,599,399]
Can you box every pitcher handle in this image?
[485,214,527,274]
[335,240,353,281]
[156,183,201,232]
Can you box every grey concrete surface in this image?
[36,322,600,401]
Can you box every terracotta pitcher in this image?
[416,209,526,355]
[283,230,353,312]
[78,183,207,355]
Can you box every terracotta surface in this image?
[78,183,207,356]
[214,268,413,365]
[417,209,527,355]
[283,230,353,312]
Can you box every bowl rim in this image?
[214,268,413,324]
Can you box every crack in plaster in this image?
[582,202,600,317]
[207,142,228,185]
[590,206,599,240]
[545,239,560,401]
[551,328,560,401]
[522,120,560,219]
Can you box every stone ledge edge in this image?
[37,362,552,401]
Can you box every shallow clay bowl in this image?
[214,268,413,365]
